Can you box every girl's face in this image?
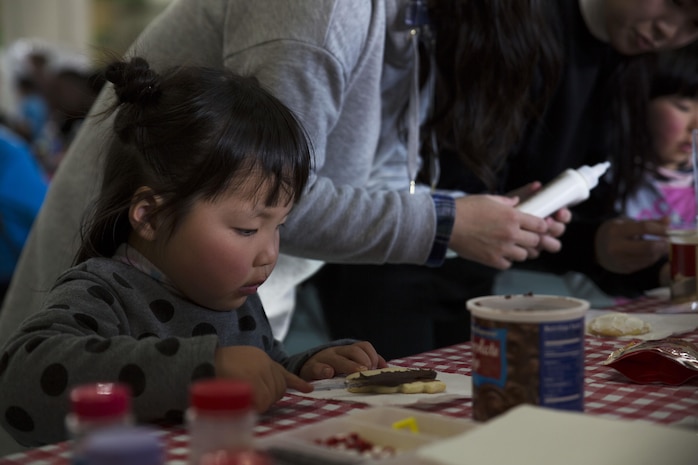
[143,179,292,311]
[648,94,698,169]
[604,0,698,55]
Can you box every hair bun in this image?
[105,56,161,104]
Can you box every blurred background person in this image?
[0,122,48,304]
[13,74,49,150]
[41,67,105,173]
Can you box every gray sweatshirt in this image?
[0,0,444,342]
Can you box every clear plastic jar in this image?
[186,379,256,465]
[65,382,133,465]
[82,426,164,465]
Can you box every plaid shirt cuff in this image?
[426,193,455,266]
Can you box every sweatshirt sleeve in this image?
[0,275,219,447]
[215,3,438,266]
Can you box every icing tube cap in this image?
[577,162,610,189]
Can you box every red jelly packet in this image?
[603,338,698,385]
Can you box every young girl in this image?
[0,56,386,447]
[624,46,698,227]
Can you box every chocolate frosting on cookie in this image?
[347,369,437,387]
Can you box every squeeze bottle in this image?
[516,162,611,218]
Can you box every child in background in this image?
[495,45,698,303]
[624,46,698,228]
[0,56,386,447]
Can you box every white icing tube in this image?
[516,162,611,218]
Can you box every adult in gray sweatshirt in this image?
[0,0,565,344]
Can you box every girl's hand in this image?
[299,341,388,380]
[214,346,312,412]
[595,217,669,273]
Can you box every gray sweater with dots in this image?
[0,258,352,446]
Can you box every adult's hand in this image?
[506,181,571,257]
[595,217,669,274]
[448,195,549,270]
[507,180,542,202]
[533,208,572,256]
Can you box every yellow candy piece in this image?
[392,416,419,433]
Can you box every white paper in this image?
[290,371,472,407]
[416,405,698,465]
[644,286,670,299]
[585,309,698,341]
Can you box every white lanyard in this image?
[404,0,436,193]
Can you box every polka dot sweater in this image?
[0,258,353,446]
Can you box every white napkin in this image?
[291,372,472,407]
[585,309,698,341]
[644,286,670,299]
[416,405,698,465]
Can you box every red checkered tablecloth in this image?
[2,297,697,465]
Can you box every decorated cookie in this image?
[345,367,446,394]
[588,312,651,337]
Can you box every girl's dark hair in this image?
[75,56,312,263]
[425,0,562,190]
[605,56,654,210]
[650,44,698,100]
[611,43,698,209]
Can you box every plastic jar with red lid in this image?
[82,426,163,465]
[186,379,256,465]
[65,382,133,465]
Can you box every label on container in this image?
[471,317,585,421]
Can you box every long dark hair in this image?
[425,0,562,190]
[75,56,312,263]
[650,44,698,101]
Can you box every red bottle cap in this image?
[190,379,253,412]
[70,382,131,419]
